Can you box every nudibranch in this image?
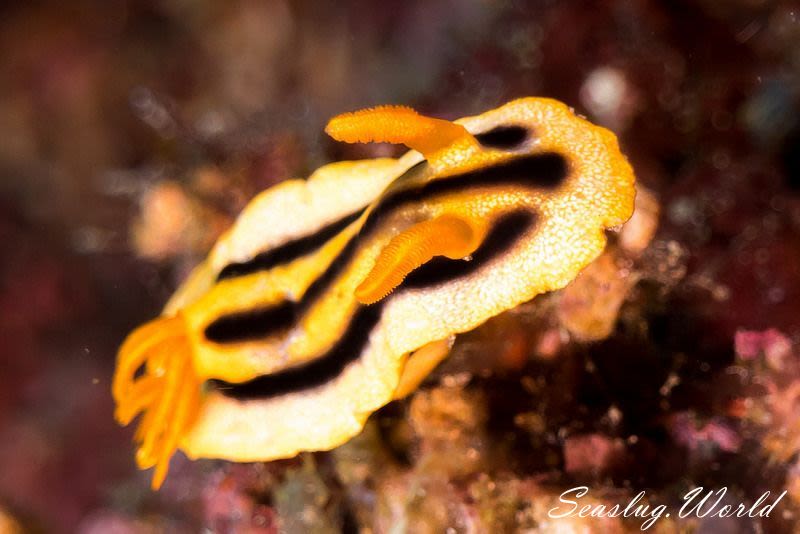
[112,98,635,489]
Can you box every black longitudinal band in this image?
[475,125,530,149]
[203,154,566,345]
[212,209,535,400]
[216,209,365,281]
[360,152,565,235]
[204,301,296,344]
[214,161,427,282]
[206,153,567,399]
[209,304,382,399]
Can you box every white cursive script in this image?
[679,486,786,520]
[548,485,786,531]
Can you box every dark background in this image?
[1,1,799,532]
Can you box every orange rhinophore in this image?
[354,213,488,304]
[325,105,480,167]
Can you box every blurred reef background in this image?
[1,0,800,532]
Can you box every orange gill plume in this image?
[355,213,489,305]
[112,313,201,489]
